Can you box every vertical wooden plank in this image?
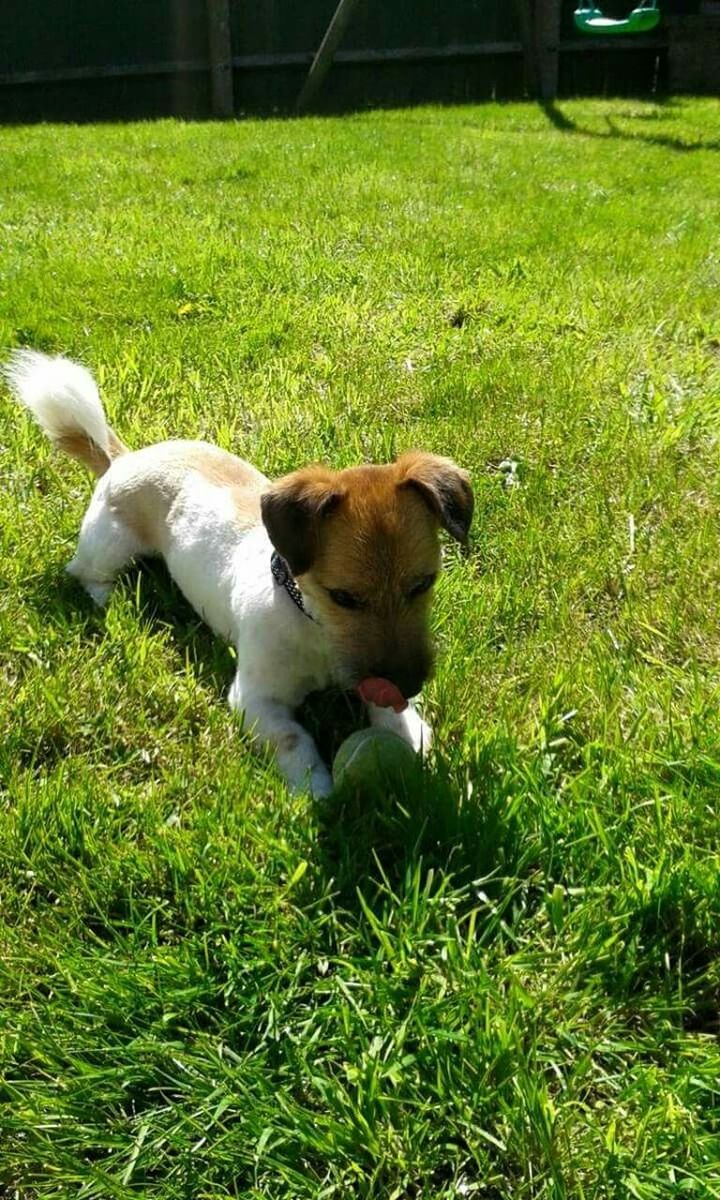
[207,0,234,117]
[534,0,562,100]
[296,0,363,113]
[513,0,539,95]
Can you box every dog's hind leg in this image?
[66,486,145,606]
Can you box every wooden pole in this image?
[206,0,234,118]
[296,0,363,113]
[534,0,562,100]
[512,0,539,95]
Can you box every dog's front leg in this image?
[229,674,333,797]
[366,701,433,758]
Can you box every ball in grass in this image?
[332,729,419,795]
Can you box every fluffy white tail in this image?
[3,349,127,475]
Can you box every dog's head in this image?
[261,452,473,698]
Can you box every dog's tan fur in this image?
[50,422,267,550]
[53,427,128,476]
[64,434,268,553]
[85,433,469,695]
[39,405,471,696]
[260,452,472,696]
[7,348,474,794]
[65,420,470,692]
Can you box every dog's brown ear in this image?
[397,451,474,544]
[261,468,344,576]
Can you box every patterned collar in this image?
[271,551,315,621]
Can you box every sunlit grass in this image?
[1,97,720,1198]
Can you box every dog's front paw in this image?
[404,709,433,757]
[366,700,433,757]
[307,762,333,798]
[284,757,333,798]
[414,715,433,758]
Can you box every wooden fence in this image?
[0,0,701,124]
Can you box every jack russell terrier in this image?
[5,351,473,796]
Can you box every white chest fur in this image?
[165,474,335,705]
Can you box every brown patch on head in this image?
[261,452,473,697]
[261,467,344,576]
[395,451,474,544]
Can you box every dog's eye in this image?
[408,573,437,600]
[327,588,363,610]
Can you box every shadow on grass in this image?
[20,557,427,779]
[311,737,527,917]
[590,862,720,1035]
[127,560,238,695]
[20,560,108,632]
[21,559,528,924]
[23,556,237,696]
[540,99,720,153]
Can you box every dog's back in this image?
[4,350,268,608]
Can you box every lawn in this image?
[1,96,720,1198]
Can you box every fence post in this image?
[535,0,562,99]
[513,0,539,95]
[207,0,234,117]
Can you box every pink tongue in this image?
[356,677,408,713]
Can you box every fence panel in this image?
[0,0,682,123]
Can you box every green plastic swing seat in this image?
[573,1,661,35]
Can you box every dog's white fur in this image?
[6,351,432,796]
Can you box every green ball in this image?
[332,729,419,794]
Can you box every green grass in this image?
[1,96,720,1198]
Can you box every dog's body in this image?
[6,351,473,795]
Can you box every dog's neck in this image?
[270,551,314,621]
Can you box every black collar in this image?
[271,551,315,621]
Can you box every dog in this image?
[5,351,473,796]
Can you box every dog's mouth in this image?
[356,677,408,713]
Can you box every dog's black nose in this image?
[396,672,427,701]
[369,664,428,701]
